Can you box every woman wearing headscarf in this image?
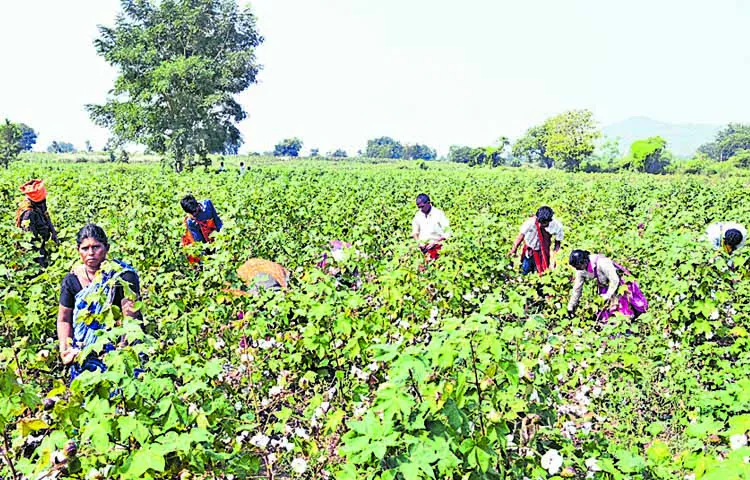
[509,206,563,275]
[180,194,223,263]
[57,224,141,380]
[16,179,59,267]
[567,249,648,321]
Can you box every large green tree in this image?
[512,110,599,170]
[698,123,750,161]
[512,124,553,168]
[0,120,23,169]
[404,144,437,160]
[544,110,599,171]
[622,136,670,174]
[87,0,263,172]
[273,137,303,157]
[365,137,403,159]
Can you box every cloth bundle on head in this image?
[19,179,47,203]
[237,258,289,290]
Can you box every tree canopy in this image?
[47,141,76,154]
[622,136,670,174]
[512,110,599,170]
[273,137,303,157]
[698,123,750,161]
[404,144,436,160]
[366,137,403,159]
[87,0,263,172]
[19,124,37,151]
[0,120,23,169]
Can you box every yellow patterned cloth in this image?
[237,259,289,289]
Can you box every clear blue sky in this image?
[1,0,748,155]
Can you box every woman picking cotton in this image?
[509,206,564,275]
[57,224,141,380]
[567,249,648,321]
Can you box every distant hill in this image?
[602,116,721,158]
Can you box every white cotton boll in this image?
[731,434,748,450]
[517,362,527,379]
[538,361,550,374]
[240,353,253,363]
[291,457,308,475]
[295,427,309,440]
[269,386,283,396]
[541,449,563,475]
[188,403,198,415]
[331,249,346,262]
[277,437,294,452]
[234,401,242,411]
[249,433,270,449]
[368,362,379,372]
[585,457,601,472]
[530,390,540,402]
[710,310,720,320]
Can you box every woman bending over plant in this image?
[567,249,647,321]
[706,222,746,254]
[180,194,223,263]
[56,224,141,380]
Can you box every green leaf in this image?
[122,446,166,479]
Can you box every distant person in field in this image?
[57,224,142,380]
[411,193,450,260]
[706,222,746,254]
[16,179,59,268]
[509,206,564,275]
[239,162,246,176]
[218,160,226,173]
[567,249,648,321]
[180,194,223,263]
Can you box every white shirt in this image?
[568,254,620,312]
[520,217,564,251]
[412,207,450,243]
[707,222,746,252]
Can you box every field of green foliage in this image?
[1,160,750,479]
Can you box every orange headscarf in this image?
[19,179,47,203]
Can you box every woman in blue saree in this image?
[56,224,141,381]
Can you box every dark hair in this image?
[76,223,109,249]
[725,228,744,248]
[180,194,200,214]
[536,206,554,223]
[416,193,430,204]
[569,249,590,269]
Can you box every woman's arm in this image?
[509,233,525,255]
[57,306,77,364]
[208,201,223,231]
[599,259,621,301]
[567,271,586,312]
